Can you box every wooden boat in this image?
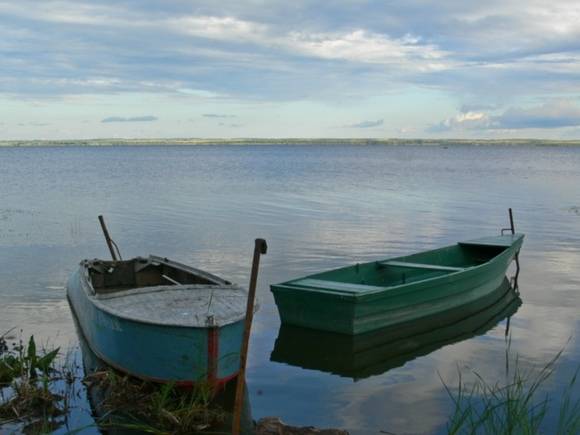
[271,277,521,379]
[271,233,524,335]
[67,255,252,386]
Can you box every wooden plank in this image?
[381,261,464,272]
[293,279,385,293]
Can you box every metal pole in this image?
[232,238,267,435]
[98,215,118,261]
[508,208,521,280]
[508,208,515,235]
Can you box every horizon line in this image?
[2,137,580,143]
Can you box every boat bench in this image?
[380,260,464,272]
[292,278,385,294]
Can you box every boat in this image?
[271,232,524,335]
[271,277,521,380]
[67,255,252,386]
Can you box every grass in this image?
[0,331,73,432]
[442,341,580,435]
[85,368,228,434]
[1,331,228,434]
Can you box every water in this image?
[0,144,579,433]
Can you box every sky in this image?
[1,0,580,140]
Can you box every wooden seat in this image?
[293,278,385,294]
[380,261,464,272]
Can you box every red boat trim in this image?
[207,326,219,385]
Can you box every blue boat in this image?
[67,255,250,386]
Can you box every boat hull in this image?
[67,269,243,385]
[271,234,523,334]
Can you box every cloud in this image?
[492,101,580,129]
[428,111,490,132]
[16,122,50,127]
[203,114,236,118]
[460,103,498,113]
[283,31,449,70]
[101,115,158,123]
[345,119,384,129]
[171,15,268,43]
[429,100,580,132]
[0,2,455,102]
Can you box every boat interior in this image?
[292,242,508,291]
[87,257,227,294]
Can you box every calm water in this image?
[1,144,579,434]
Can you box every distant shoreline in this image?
[1,138,580,147]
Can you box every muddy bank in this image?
[256,417,349,435]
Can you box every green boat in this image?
[271,233,524,335]
[271,277,521,380]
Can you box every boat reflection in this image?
[271,277,521,380]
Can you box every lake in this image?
[1,144,579,433]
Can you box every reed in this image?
[0,333,70,431]
[2,330,228,434]
[442,344,580,434]
[86,368,227,434]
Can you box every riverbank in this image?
[2,138,580,147]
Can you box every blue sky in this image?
[1,0,580,139]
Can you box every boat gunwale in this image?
[272,234,524,301]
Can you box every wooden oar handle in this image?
[256,238,268,255]
[98,215,118,261]
[232,238,267,435]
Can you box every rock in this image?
[256,417,349,435]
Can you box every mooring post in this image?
[232,238,268,435]
[98,215,118,261]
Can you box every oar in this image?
[98,215,122,261]
[232,238,268,435]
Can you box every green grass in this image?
[86,368,228,434]
[1,332,227,434]
[442,344,580,435]
[0,332,70,431]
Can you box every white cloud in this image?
[172,16,451,70]
[170,16,268,42]
[0,2,134,26]
[284,30,449,69]
[429,111,491,132]
[101,115,157,123]
[430,100,580,132]
[494,100,580,129]
[344,119,384,129]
